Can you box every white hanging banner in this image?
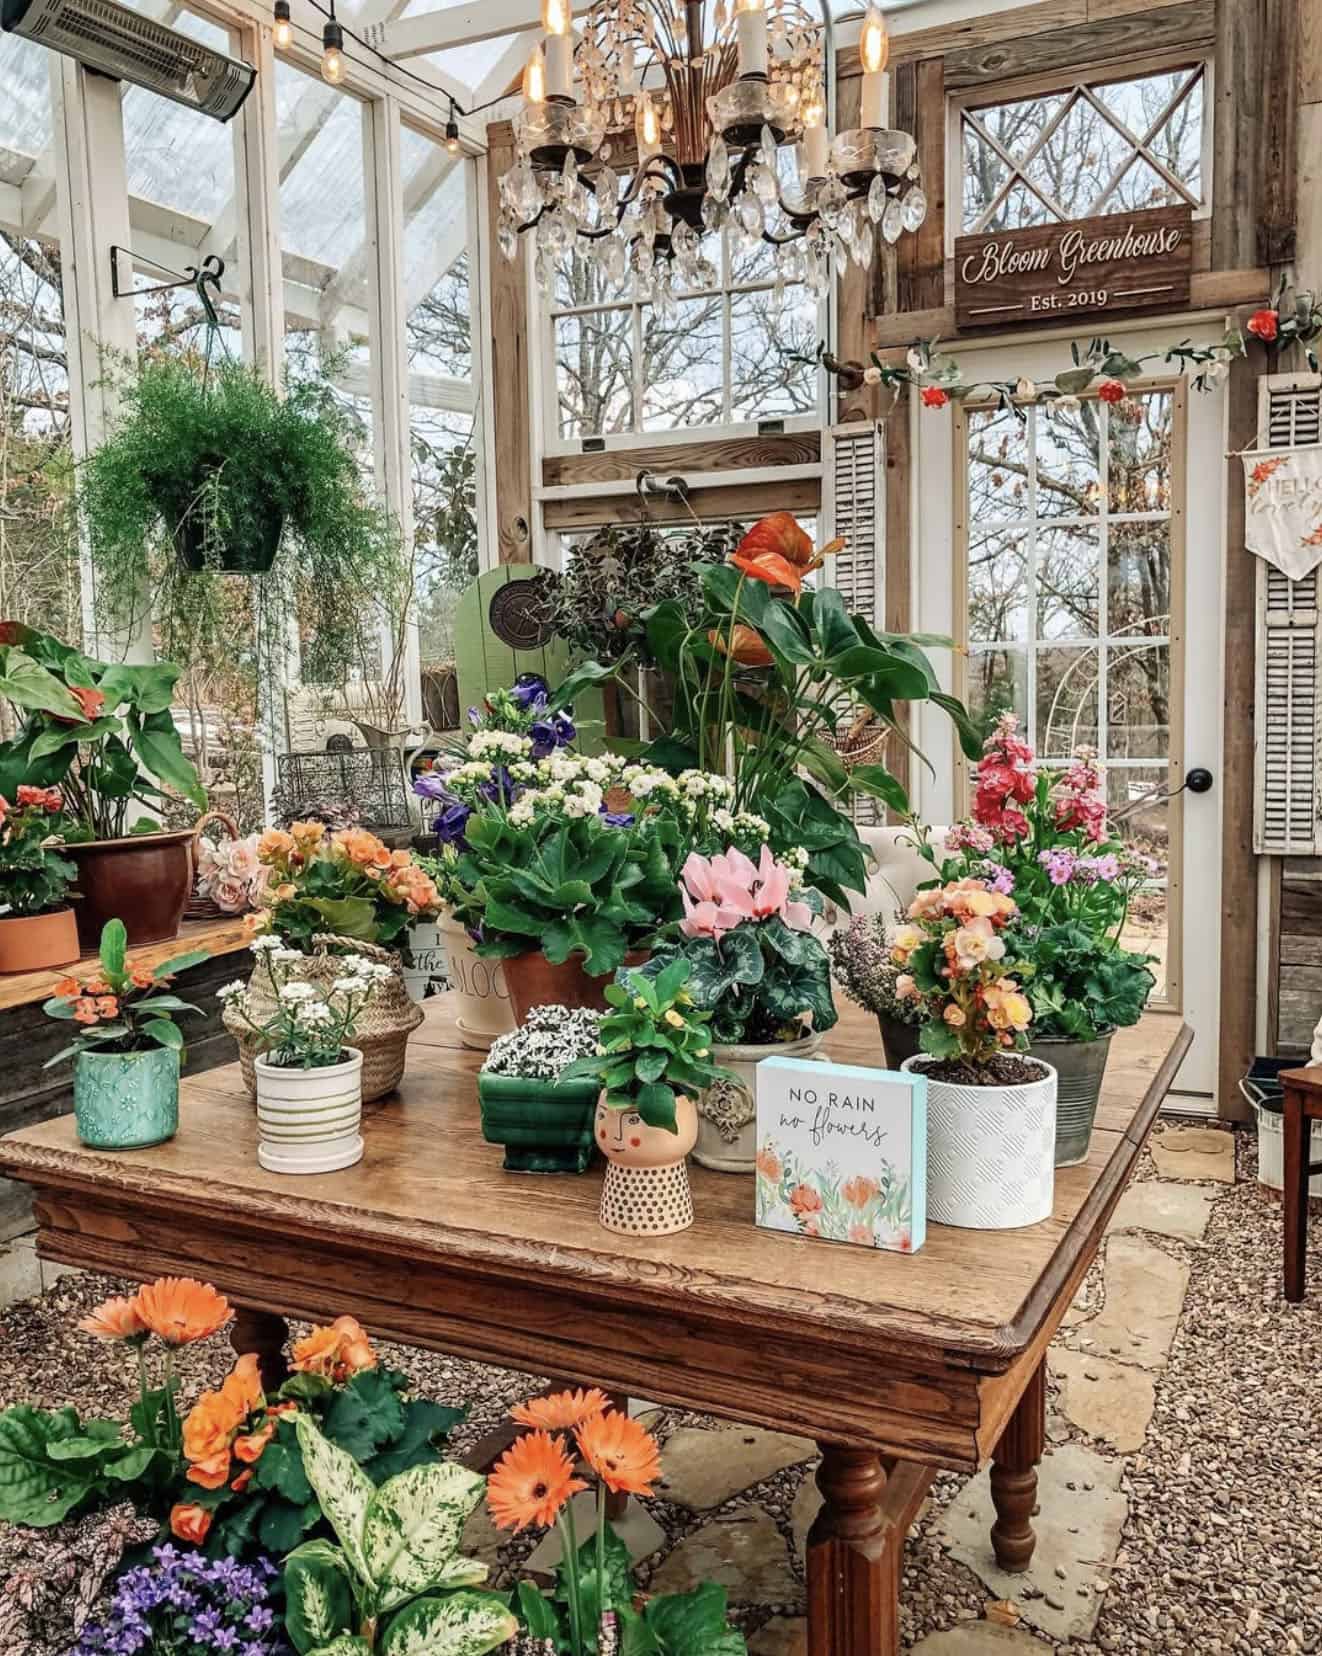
[1242,445,1322,579]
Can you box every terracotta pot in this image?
[503,948,650,1024]
[66,830,194,947]
[0,907,80,973]
[596,1090,697,1237]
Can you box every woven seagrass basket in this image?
[824,710,890,770]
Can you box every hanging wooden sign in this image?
[954,204,1194,331]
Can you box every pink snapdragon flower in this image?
[971,713,1036,843]
[1052,747,1107,842]
[678,845,812,939]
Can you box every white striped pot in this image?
[254,1047,364,1176]
[902,1055,1057,1230]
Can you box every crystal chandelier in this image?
[496,1,928,304]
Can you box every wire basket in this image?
[185,810,240,921]
[824,711,890,771]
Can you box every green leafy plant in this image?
[41,919,209,1068]
[0,784,76,916]
[281,1415,515,1655]
[1007,921,1155,1041]
[0,623,206,839]
[562,960,731,1133]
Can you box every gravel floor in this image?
[1,1128,1319,1651]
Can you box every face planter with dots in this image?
[595,1094,699,1237]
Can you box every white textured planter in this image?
[902,1055,1057,1230]
[439,913,515,1050]
[402,920,446,1003]
[255,1047,364,1176]
[696,1031,825,1174]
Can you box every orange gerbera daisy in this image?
[132,1278,232,1346]
[487,1430,586,1533]
[511,1387,611,1432]
[79,1295,149,1343]
[575,1410,662,1498]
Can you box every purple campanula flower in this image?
[600,809,636,827]
[510,672,550,709]
[433,794,473,846]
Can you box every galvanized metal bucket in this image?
[1028,1032,1114,1168]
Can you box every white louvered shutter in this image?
[823,422,885,823]
[1254,374,1322,854]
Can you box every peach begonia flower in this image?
[170,1503,212,1544]
[949,916,1006,972]
[510,1387,610,1432]
[982,979,1032,1033]
[132,1278,232,1346]
[291,1314,377,1382]
[575,1411,662,1498]
[80,1295,149,1343]
[488,1430,586,1532]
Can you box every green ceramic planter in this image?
[477,1072,600,1173]
[73,1045,180,1150]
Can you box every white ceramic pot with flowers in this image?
[656,845,836,1174]
[219,951,392,1175]
[890,879,1057,1230]
[562,960,733,1236]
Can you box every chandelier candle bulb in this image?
[635,90,661,157]
[542,0,573,99]
[858,3,889,128]
[801,97,828,177]
[735,0,768,78]
[524,41,547,103]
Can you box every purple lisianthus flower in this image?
[478,765,516,805]
[412,769,451,801]
[600,809,636,827]
[511,672,550,710]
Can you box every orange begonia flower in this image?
[169,1503,212,1545]
[233,1419,277,1464]
[186,1450,233,1490]
[220,1352,265,1419]
[487,1430,586,1533]
[708,624,774,669]
[511,1387,611,1432]
[291,1314,376,1382]
[230,1467,253,1494]
[79,1295,149,1342]
[132,1277,232,1346]
[575,1410,662,1498]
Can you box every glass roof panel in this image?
[122,9,236,226]
[276,62,369,269]
[0,36,53,165]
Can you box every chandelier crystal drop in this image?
[496,0,926,283]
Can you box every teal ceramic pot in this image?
[477,1072,600,1173]
[73,1045,180,1150]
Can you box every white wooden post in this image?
[49,58,152,664]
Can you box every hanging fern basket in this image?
[159,459,284,575]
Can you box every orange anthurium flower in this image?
[79,1295,149,1342]
[487,1429,587,1533]
[736,510,815,568]
[132,1278,232,1346]
[708,624,774,669]
[169,1503,212,1545]
[511,1387,611,1432]
[575,1410,662,1498]
[732,547,805,595]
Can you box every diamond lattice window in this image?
[960,64,1206,234]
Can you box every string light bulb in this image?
[445,99,461,155]
[272,0,291,50]
[635,88,660,157]
[320,0,345,84]
[541,0,570,34]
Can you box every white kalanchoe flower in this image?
[250,935,283,952]
[278,981,317,1003]
[217,980,247,1001]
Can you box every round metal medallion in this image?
[488,578,556,650]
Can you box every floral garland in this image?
[822,280,1322,420]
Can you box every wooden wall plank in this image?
[1258,0,1300,266]
[541,477,821,532]
[883,403,912,809]
[1212,0,1264,270]
[837,2,1086,76]
[485,124,533,564]
[893,61,947,315]
[541,433,820,489]
[943,0,1213,88]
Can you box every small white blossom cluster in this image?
[468,730,534,762]
[221,948,391,1068]
[482,1005,602,1080]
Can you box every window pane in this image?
[968,648,1028,728]
[968,405,1030,520]
[983,180,1056,231]
[641,299,723,430]
[1037,401,1102,518]
[553,244,632,309]
[968,530,1029,643]
[1108,764,1170,998]
[1108,153,1185,212]
[1109,524,1171,638]
[971,93,1070,166]
[1109,391,1172,513]
[556,310,634,438]
[729,288,816,421]
[963,125,1011,228]
[1036,525,1099,639]
[1108,642,1169,758]
[1021,94,1131,221]
[1036,645,1099,754]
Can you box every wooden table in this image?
[1277,1067,1322,1301]
[0,1001,1190,1655]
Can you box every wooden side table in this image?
[1278,1068,1322,1302]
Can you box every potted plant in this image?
[912,720,1158,1164]
[0,624,207,946]
[41,919,209,1149]
[888,880,1057,1230]
[649,844,837,1173]
[0,785,79,972]
[219,941,393,1174]
[828,912,928,1069]
[562,961,731,1236]
[478,1005,604,1172]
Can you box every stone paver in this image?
[748,1616,806,1655]
[940,1442,1126,1643]
[650,1506,796,1604]
[911,1624,1052,1653]
[790,1474,821,1554]
[1107,1179,1218,1241]
[1048,1348,1156,1452]
[1064,1234,1189,1370]
[656,1425,815,1510]
[461,1503,504,1571]
[1149,1124,1235,1183]
[523,1491,665,1573]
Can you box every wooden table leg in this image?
[231,1306,290,1392]
[991,1357,1046,1573]
[1283,1088,1311,1303]
[806,1446,900,1655]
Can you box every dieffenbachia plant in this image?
[283,1416,516,1656]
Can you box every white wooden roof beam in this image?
[363,0,592,62]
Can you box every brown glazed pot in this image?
[0,907,80,973]
[502,948,650,1024]
[66,830,194,947]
